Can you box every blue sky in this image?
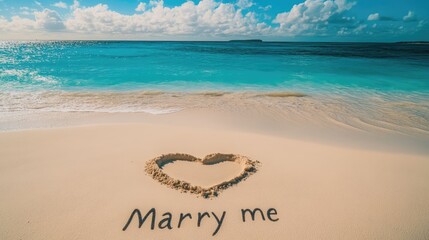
[0,0,427,41]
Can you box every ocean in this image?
[1,41,428,133]
[1,41,429,92]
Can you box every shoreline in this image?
[1,109,429,154]
[1,89,429,135]
[1,92,429,154]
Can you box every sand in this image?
[161,158,244,188]
[1,113,429,239]
[145,153,260,198]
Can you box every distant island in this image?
[229,39,263,43]
[397,41,429,45]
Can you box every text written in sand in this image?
[122,207,279,236]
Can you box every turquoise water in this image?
[1,41,429,93]
[0,41,428,122]
[1,41,428,134]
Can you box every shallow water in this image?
[1,41,428,135]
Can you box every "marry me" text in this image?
[122,207,279,236]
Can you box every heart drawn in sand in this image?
[145,153,260,198]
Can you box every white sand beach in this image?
[1,0,429,238]
[1,110,428,239]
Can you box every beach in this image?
[1,108,429,239]
[1,41,429,239]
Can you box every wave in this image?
[0,69,59,91]
[0,89,428,136]
[0,90,306,115]
[0,90,184,114]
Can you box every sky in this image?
[0,0,428,41]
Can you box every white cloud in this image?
[135,2,146,12]
[64,0,268,36]
[337,27,348,35]
[35,9,65,31]
[0,0,424,40]
[337,23,366,35]
[367,13,395,21]
[0,16,36,32]
[353,24,366,33]
[263,14,271,20]
[0,8,64,32]
[273,0,356,35]
[53,1,68,9]
[403,11,416,22]
[236,0,254,9]
[149,0,163,7]
[258,5,272,11]
[70,0,80,10]
[20,6,34,16]
[368,13,379,21]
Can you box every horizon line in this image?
[1,39,428,44]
